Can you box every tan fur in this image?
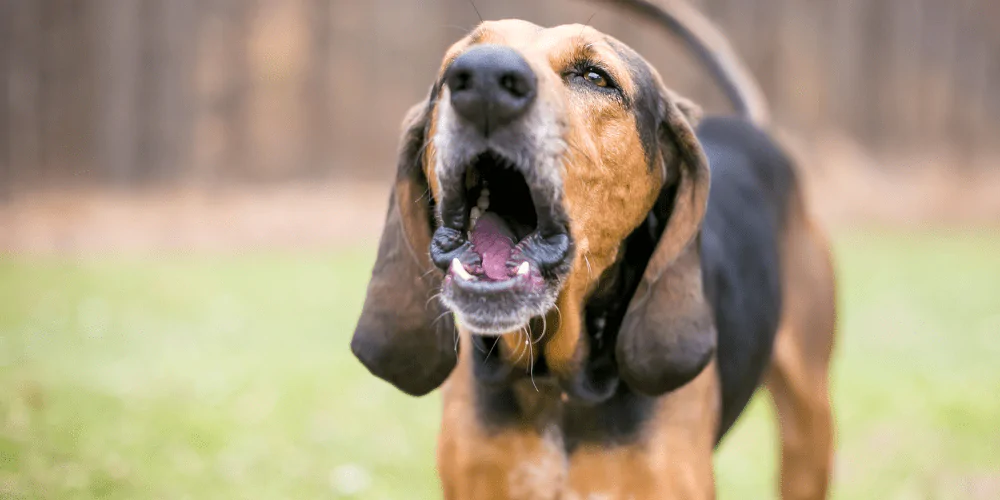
[439,328,721,500]
[416,19,835,500]
[765,189,837,500]
[438,330,566,500]
[540,61,662,378]
[426,21,667,381]
[566,362,720,499]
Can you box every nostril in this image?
[452,70,473,92]
[499,72,531,98]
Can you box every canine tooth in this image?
[516,262,530,276]
[451,258,474,280]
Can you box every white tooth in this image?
[480,187,489,198]
[516,261,530,276]
[477,195,489,211]
[470,207,481,222]
[452,258,474,280]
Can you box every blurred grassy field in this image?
[2,229,999,499]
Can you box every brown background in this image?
[2,0,999,252]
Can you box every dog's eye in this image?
[584,69,609,88]
[565,63,620,96]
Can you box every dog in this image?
[350,1,835,498]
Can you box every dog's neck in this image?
[459,188,672,447]
[460,176,676,450]
[467,180,676,403]
[466,332,659,451]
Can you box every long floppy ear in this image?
[350,100,457,396]
[616,93,716,396]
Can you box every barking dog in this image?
[351,1,835,498]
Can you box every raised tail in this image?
[590,0,770,125]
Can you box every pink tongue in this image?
[470,212,516,281]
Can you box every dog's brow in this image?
[569,42,598,61]
[562,40,633,98]
[559,42,602,75]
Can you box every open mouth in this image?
[431,151,573,334]
[461,152,540,280]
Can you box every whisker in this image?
[432,310,452,328]
[415,187,432,204]
[528,331,538,391]
[512,329,529,366]
[441,24,474,33]
[430,310,459,353]
[485,334,499,360]
[467,0,483,23]
[520,328,532,359]
[584,254,593,281]
[414,139,432,168]
[528,316,544,346]
[472,335,489,353]
[425,292,444,308]
[578,10,599,38]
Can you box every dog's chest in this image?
[475,379,659,451]
[466,383,665,498]
[441,361,720,499]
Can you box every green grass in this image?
[1,229,999,499]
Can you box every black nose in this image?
[444,45,537,136]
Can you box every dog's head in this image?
[352,20,714,399]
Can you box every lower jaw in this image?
[443,275,551,323]
[453,313,530,336]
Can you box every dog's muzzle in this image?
[430,45,572,335]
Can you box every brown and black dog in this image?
[351,1,835,498]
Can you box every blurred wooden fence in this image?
[1,0,998,191]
